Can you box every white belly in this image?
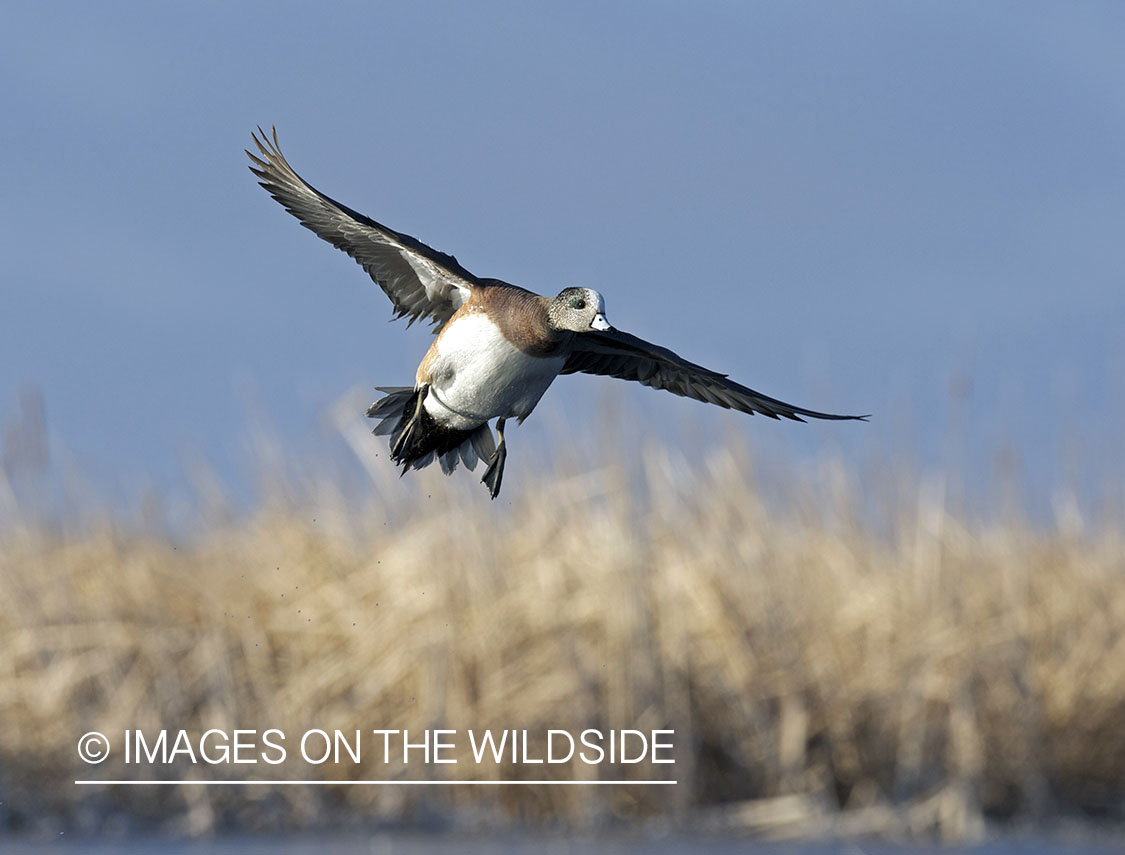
[421,313,565,430]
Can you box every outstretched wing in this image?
[561,328,868,422]
[247,127,477,330]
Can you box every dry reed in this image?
[1,412,1122,841]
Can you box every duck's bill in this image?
[590,313,611,331]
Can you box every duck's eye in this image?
[570,298,586,310]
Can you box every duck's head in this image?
[548,287,611,332]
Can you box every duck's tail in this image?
[366,386,496,475]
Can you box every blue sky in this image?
[3,2,1123,515]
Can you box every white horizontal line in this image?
[75,780,676,786]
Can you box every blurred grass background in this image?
[1,388,1123,842]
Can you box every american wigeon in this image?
[248,128,866,498]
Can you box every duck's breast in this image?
[420,312,565,429]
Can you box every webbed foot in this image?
[481,418,508,499]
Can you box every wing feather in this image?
[247,127,476,330]
[561,328,868,422]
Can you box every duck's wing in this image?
[561,328,868,422]
[248,127,476,330]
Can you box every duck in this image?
[247,128,866,498]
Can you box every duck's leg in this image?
[481,417,508,499]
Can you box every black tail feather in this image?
[367,387,493,477]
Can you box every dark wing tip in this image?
[797,411,870,422]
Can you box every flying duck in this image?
[247,128,866,498]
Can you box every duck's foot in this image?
[481,417,507,499]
